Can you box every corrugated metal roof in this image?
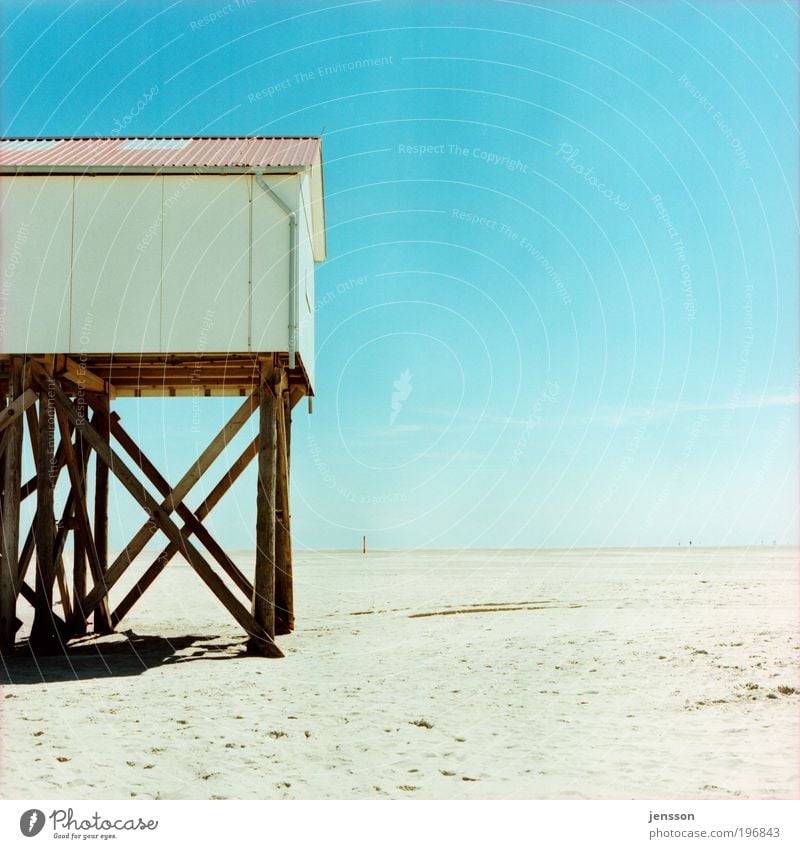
[0,136,321,169]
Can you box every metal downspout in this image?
[254,170,298,369]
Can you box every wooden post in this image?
[30,376,59,652]
[71,393,89,634]
[0,359,23,653]
[275,379,294,635]
[93,391,112,634]
[249,361,278,653]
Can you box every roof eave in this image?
[0,164,310,176]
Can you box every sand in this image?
[1,546,798,800]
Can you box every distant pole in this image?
[362,535,366,555]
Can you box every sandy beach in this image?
[1,546,797,800]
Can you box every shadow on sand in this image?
[0,631,247,685]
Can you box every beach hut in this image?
[0,136,326,657]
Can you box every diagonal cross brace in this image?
[109,415,253,600]
[78,389,259,620]
[111,436,259,627]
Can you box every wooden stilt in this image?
[71,393,90,634]
[249,361,278,654]
[92,391,113,634]
[0,358,23,652]
[30,377,60,652]
[275,378,294,635]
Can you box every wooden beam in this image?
[92,392,113,634]
[250,361,278,653]
[2,353,313,399]
[0,388,37,436]
[111,436,258,627]
[71,396,91,634]
[78,389,258,621]
[59,356,112,396]
[275,379,294,635]
[29,378,61,652]
[0,358,23,652]
[40,375,282,657]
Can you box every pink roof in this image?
[0,136,321,170]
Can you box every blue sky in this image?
[2,0,797,549]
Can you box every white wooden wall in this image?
[0,174,312,376]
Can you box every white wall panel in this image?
[2,171,317,391]
[251,175,294,354]
[71,176,162,352]
[0,176,72,353]
[162,175,250,353]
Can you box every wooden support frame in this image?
[34,371,283,657]
[2,349,303,659]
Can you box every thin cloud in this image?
[584,392,800,429]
